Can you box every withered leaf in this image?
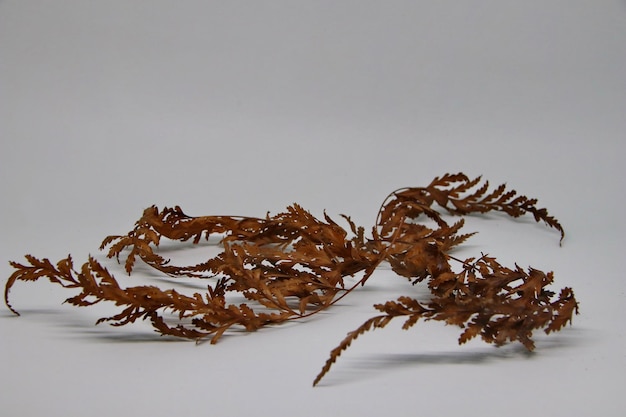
[3,173,578,387]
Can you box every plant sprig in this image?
[4,173,578,386]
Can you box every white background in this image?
[1,1,625,416]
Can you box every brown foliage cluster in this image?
[4,173,578,385]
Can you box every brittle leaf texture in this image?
[4,174,577,387]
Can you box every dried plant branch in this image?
[4,173,578,386]
[312,255,578,385]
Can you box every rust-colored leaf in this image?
[3,173,578,386]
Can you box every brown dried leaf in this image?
[3,174,578,387]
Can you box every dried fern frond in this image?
[377,173,564,243]
[313,256,578,385]
[4,173,578,386]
